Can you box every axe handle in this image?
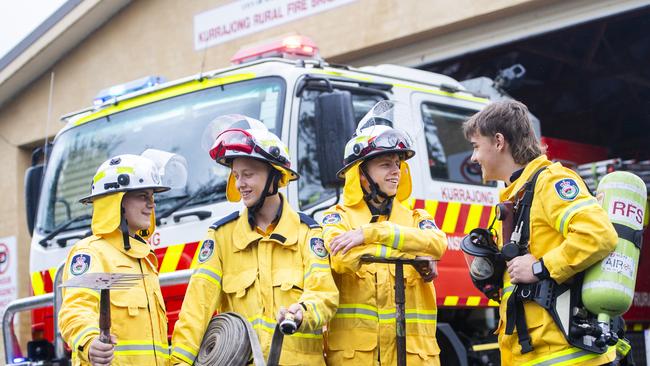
[99,289,111,343]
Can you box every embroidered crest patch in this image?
[418,219,438,230]
[310,237,329,258]
[554,179,580,201]
[70,253,91,276]
[321,213,341,225]
[198,240,215,263]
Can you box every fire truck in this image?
[6,35,648,365]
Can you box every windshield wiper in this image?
[39,214,92,247]
[156,182,226,225]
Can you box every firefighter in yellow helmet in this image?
[463,100,618,365]
[322,101,448,366]
[59,150,187,366]
[171,115,338,366]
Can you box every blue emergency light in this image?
[93,75,166,106]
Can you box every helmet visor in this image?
[371,129,412,150]
[210,129,255,160]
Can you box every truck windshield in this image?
[36,77,285,234]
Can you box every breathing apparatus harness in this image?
[499,167,619,355]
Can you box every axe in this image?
[60,273,145,343]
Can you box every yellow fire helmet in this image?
[206,114,298,202]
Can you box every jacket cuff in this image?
[541,248,575,284]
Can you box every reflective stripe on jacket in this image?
[497,155,617,365]
[171,196,338,366]
[59,231,170,366]
[322,200,447,366]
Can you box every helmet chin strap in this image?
[247,166,281,229]
[360,164,394,216]
[120,207,131,251]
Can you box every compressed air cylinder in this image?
[582,171,646,322]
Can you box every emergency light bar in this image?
[93,75,166,106]
[230,35,320,65]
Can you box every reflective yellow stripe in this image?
[304,262,330,280]
[554,197,599,236]
[443,296,459,306]
[73,327,99,350]
[335,304,437,324]
[466,296,481,306]
[31,272,45,296]
[394,82,489,103]
[116,167,135,174]
[249,315,322,339]
[92,171,106,184]
[522,345,615,366]
[159,244,183,273]
[441,202,461,233]
[73,73,256,126]
[465,204,484,233]
[193,264,222,287]
[114,340,170,357]
[171,344,197,364]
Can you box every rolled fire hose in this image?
[195,312,267,366]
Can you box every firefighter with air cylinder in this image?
[460,100,644,365]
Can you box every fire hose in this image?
[195,312,285,366]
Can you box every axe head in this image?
[60,272,145,290]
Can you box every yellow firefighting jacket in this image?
[497,155,618,366]
[171,196,338,366]
[322,160,447,366]
[59,231,170,366]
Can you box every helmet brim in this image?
[79,185,171,204]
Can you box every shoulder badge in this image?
[322,213,342,225]
[418,219,438,230]
[309,237,329,259]
[197,240,215,263]
[554,178,580,201]
[70,253,91,276]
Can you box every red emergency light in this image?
[231,35,320,65]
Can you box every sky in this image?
[0,0,67,60]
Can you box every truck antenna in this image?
[43,71,55,173]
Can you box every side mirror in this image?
[25,164,44,236]
[314,90,356,188]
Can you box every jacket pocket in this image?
[222,269,257,299]
[272,269,304,308]
[110,286,149,333]
[406,334,440,362]
[327,330,377,361]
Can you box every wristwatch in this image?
[532,258,550,280]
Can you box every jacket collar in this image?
[499,155,552,201]
[233,193,299,251]
[102,231,153,259]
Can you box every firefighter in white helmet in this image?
[171,115,338,365]
[321,101,447,365]
[59,150,187,366]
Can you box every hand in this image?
[507,254,538,284]
[328,229,364,255]
[277,303,304,328]
[414,257,438,282]
[89,334,116,366]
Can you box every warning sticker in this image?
[601,252,636,280]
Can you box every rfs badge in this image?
[418,219,438,230]
[310,238,328,259]
[554,179,580,201]
[198,240,215,263]
[322,213,341,225]
[70,254,91,276]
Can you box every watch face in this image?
[533,261,542,275]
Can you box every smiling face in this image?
[469,132,503,182]
[361,153,402,197]
[122,189,155,233]
[231,157,271,207]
